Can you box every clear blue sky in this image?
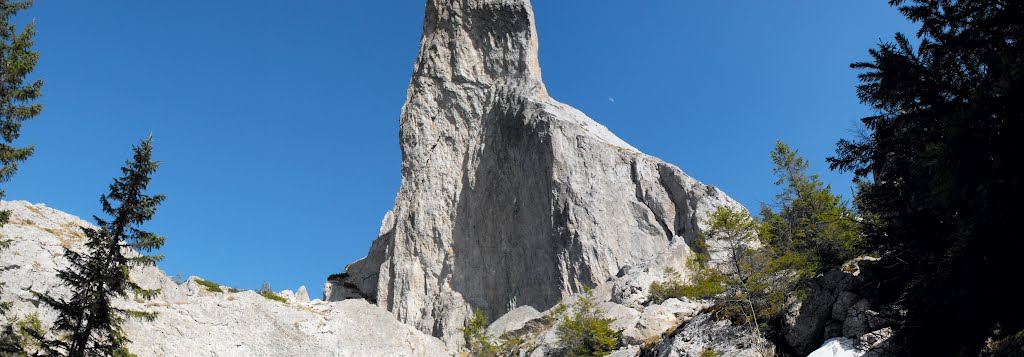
[7,1,916,299]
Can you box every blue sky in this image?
[7,1,916,298]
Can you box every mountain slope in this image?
[0,200,450,356]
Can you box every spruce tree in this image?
[830,0,1023,354]
[1,0,42,354]
[35,137,166,357]
[760,141,860,272]
[0,0,40,213]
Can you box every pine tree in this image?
[0,0,42,354]
[35,137,166,357]
[0,0,40,211]
[555,287,621,357]
[460,308,496,357]
[829,0,1024,354]
[760,141,860,272]
[691,207,805,334]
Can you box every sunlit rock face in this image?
[0,200,451,356]
[327,0,743,346]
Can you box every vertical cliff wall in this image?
[326,0,743,345]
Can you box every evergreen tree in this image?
[0,0,40,213]
[830,0,1023,354]
[460,308,497,357]
[35,137,166,357]
[0,0,42,354]
[760,141,860,273]
[555,287,621,357]
[692,207,805,334]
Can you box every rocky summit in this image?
[325,0,742,347]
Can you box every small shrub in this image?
[460,308,497,356]
[497,332,525,355]
[649,265,727,304]
[16,312,45,354]
[649,267,687,304]
[227,287,240,293]
[700,348,719,357]
[194,278,224,293]
[988,329,1024,356]
[258,282,287,303]
[556,287,622,357]
[680,269,727,300]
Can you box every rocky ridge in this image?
[0,200,450,356]
[325,0,743,347]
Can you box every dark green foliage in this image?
[699,348,719,357]
[675,207,806,339]
[648,268,688,304]
[555,287,621,357]
[987,329,1024,353]
[34,137,165,357]
[461,308,497,357]
[496,332,525,356]
[257,282,286,303]
[8,312,43,355]
[458,307,536,356]
[1,1,41,352]
[0,0,41,210]
[0,237,9,318]
[760,141,861,273]
[0,324,18,356]
[678,268,727,301]
[987,330,1024,357]
[193,278,224,293]
[701,207,803,326]
[649,265,728,304]
[829,0,1024,354]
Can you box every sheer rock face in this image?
[326,0,743,345]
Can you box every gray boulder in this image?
[831,291,860,321]
[622,298,706,346]
[487,305,543,338]
[612,268,657,308]
[646,313,774,357]
[784,287,836,354]
[295,285,310,304]
[598,302,641,332]
[842,299,872,337]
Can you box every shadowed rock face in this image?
[326,0,743,346]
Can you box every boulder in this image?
[597,302,641,332]
[487,305,543,338]
[831,291,860,321]
[646,313,774,357]
[621,298,705,346]
[295,285,310,304]
[784,287,836,354]
[611,268,657,308]
[842,299,872,337]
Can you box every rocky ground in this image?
[1,200,782,356]
[0,200,449,356]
